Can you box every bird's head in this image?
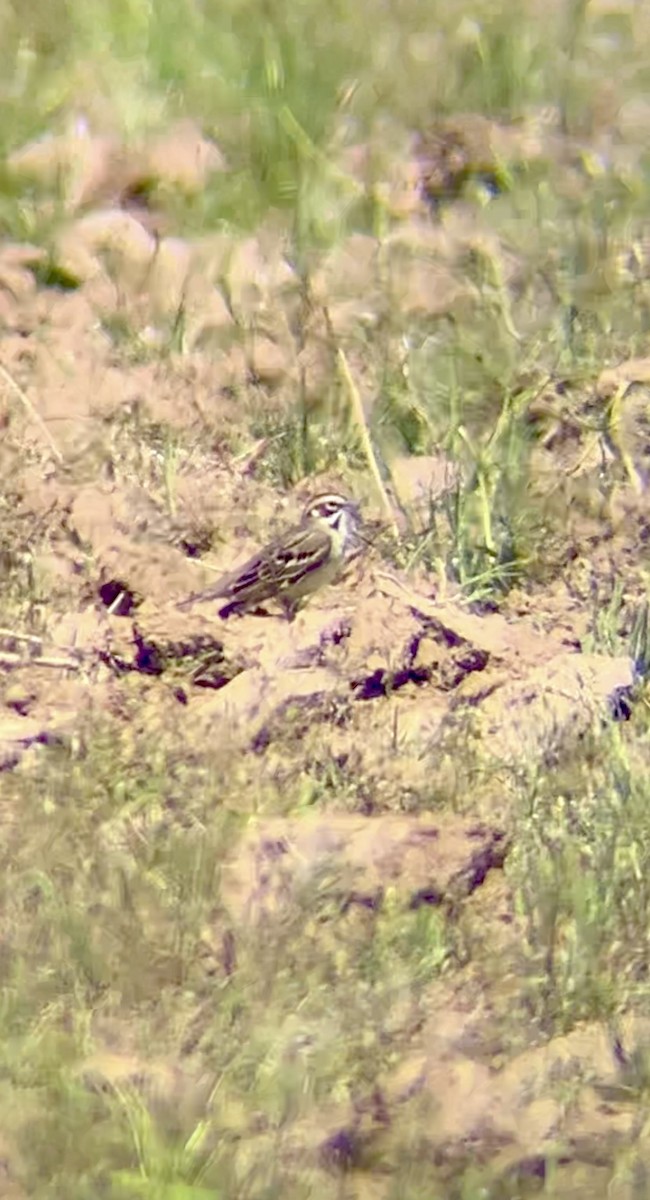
[301,492,362,548]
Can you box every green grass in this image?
[507,719,650,1032]
[0,718,460,1197]
[3,697,650,1195]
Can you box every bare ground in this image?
[2,111,650,1197]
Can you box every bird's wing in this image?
[177,524,331,610]
[226,524,332,599]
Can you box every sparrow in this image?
[177,492,362,619]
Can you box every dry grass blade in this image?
[335,346,399,537]
[0,649,82,670]
[0,360,64,463]
[0,627,46,645]
[0,626,83,670]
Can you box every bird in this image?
[177,492,362,620]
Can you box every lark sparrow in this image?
[177,493,362,619]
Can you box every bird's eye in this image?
[306,496,349,521]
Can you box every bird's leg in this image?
[280,596,298,621]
